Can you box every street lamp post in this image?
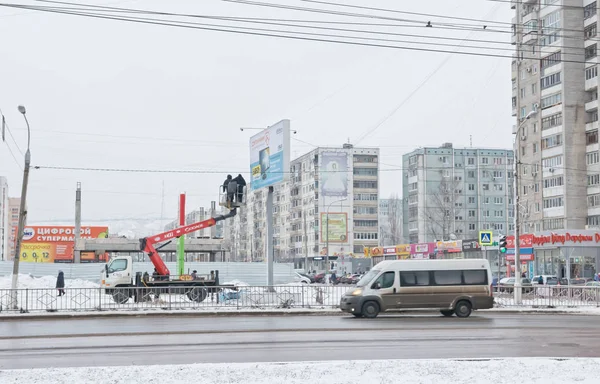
[325,197,347,272]
[10,105,32,309]
[513,109,537,304]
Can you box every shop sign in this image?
[462,239,480,252]
[532,232,600,246]
[436,240,462,253]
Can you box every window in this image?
[467,157,475,165]
[354,181,377,189]
[544,176,564,188]
[469,223,476,230]
[483,184,490,191]
[354,220,378,227]
[468,184,475,191]
[586,44,598,60]
[483,210,490,217]
[588,174,600,186]
[587,152,600,165]
[588,194,600,207]
[108,259,127,273]
[468,197,476,204]
[373,271,395,289]
[494,197,503,204]
[543,197,564,208]
[409,182,418,191]
[586,66,598,80]
[495,210,504,217]
[533,143,539,153]
[542,113,562,130]
[494,184,503,191]
[541,51,561,69]
[588,216,600,227]
[541,134,563,149]
[541,11,561,46]
[587,130,599,145]
[544,218,565,230]
[354,168,377,176]
[433,270,462,285]
[468,170,475,178]
[532,83,537,95]
[586,24,597,40]
[541,72,561,89]
[585,2,597,19]
[481,157,489,164]
[484,197,490,204]
[354,232,378,240]
[400,271,430,286]
[542,155,563,168]
[493,171,503,178]
[520,107,527,118]
[541,92,562,109]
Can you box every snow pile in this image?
[223,280,249,287]
[0,274,99,290]
[1,358,599,384]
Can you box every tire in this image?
[187,287,208,303]
[361,301,380,318]
[112,289,129,304]
[454,300,472,318]
[352,313,363,318]
[440,310,454,317]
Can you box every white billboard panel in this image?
[249,120,291,191]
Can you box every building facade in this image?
[0,177,8,260]
[223,144,380,265]
[511,0,591,233]
[164,205,224,239]
[402,143,515,244]
[379,198,404,246]
[7,197,20,260]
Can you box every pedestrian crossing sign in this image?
[479,231,493,246]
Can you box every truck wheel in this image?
[112,289,129,304]
[454,300,472,318]
[187,287,208,303]
[361,301,380,318]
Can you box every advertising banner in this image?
[249,120,291,191]
[435,240,463,253]
[21,226,109,263]
[462,239,481,252]
[320,213,348,243]
[320,151,349,198]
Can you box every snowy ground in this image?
[1,358,599,384]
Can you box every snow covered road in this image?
[1,358,599,384]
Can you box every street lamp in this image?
[10,105,32,309]
[513,109,537,304]
[325,197,347,272]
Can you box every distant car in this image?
[296,272,315,283]
[294,272,311,284]
[498,277,533,293]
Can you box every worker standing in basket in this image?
[232,174,246,203]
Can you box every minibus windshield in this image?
[356,269,379,287]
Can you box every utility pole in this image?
[74,182,82,263]
[10,105,31,309]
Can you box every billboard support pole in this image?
[266,186,274,289]
[11,106,31,309]
[74,182,82,263]
[177,193,185,276]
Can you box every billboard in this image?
[249,119,291,191]
[320,212,348,243]
[320,151,349,198]
[21,226,109,263]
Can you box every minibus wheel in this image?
[361,301,380,318]
[454,300,472,318]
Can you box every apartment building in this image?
[402,143,515,243]
[7,198,20,260]
[223,144,380,263]
[511,0,591,232]
[164,204,224,239]
[0,177,8,260]
[379,198,404,246]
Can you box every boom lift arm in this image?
[139,208,238,276]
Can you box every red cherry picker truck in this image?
[101,183,245,304]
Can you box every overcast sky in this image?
[0,0,513,227]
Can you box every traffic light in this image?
[499,235,507,253]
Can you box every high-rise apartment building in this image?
[223,144,380,265]
[379,198,404,246]
[511,0,592,232]
[402,143,515,243]
[164,205,224,239]
[0,177,8,260]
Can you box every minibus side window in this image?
[400,271,430,286]
[372,271,395,289]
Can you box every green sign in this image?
[321,212,348,243]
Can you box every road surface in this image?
[1,312,598,369]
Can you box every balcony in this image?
[586,76,598,92]
[586,99,599,112]
[522,31,537,44]
[587,120,599,132]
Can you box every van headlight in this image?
[351,288,363,296]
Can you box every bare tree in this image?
[382,193,403,246]
[424,177,463,241]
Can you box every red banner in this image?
[507,234,533,249]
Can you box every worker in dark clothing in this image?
[56,270,65,297]
[223,174,234,204]
[191,270,198,280]
[232,174,246,203]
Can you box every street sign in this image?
[479,231,493,246]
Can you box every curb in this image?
[0,309,344,320]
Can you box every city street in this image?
[1,312,599,369]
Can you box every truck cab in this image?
[101,255,134,290]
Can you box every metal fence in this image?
[0,285,350,313]
[1,285,600,314]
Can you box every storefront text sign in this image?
[532,232,600,246]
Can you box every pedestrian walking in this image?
[56,270,65,297]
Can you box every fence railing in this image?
[1,285,599,314]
